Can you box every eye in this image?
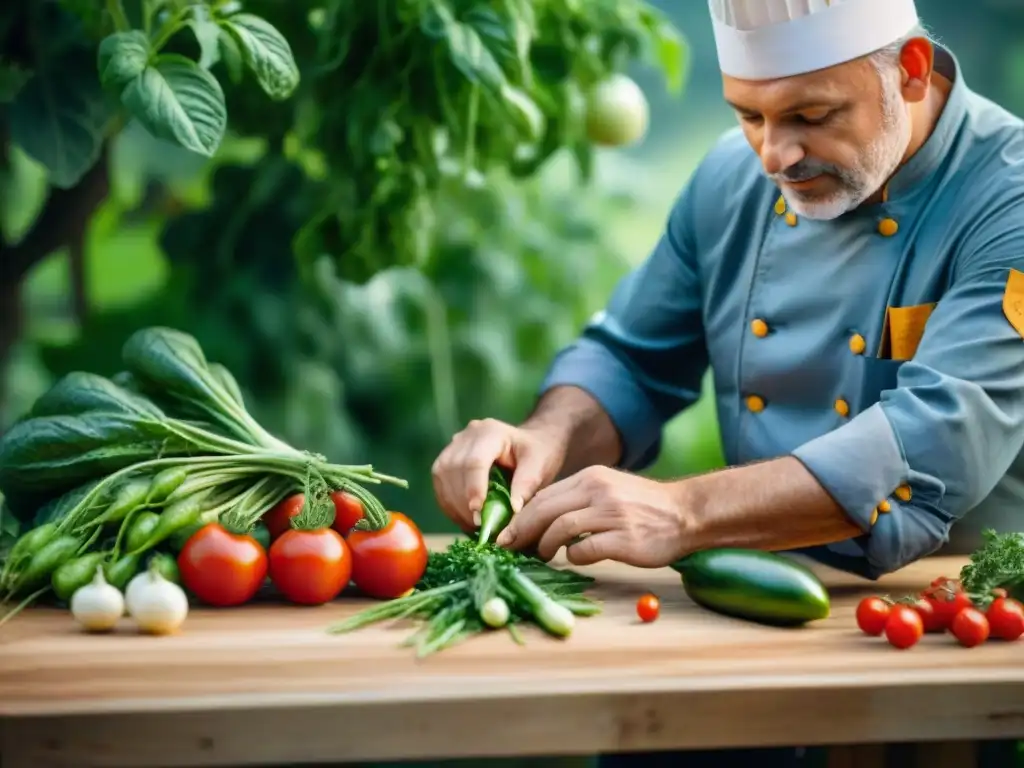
[739,113,763,125]
[797,111,832,126]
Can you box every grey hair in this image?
[865,23,937,123]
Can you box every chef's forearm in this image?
[677,456,864,555]
[522,385,623,475]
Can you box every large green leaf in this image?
[7,48,113,188]
[120,55,227,157]
[218,13,299,100]
[98,30,151,92]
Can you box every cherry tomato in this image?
[263,494,305,540]
[911,597,946,633]
[986,597,1024,641]
[636,593,660,623]
[950,606,990,647]
[269,528,352,605]
[330,491,365,536]
[177,523,268,607]
[885,605,924,649]
[347,512,428,599]
[922,581,973,631]
[855,596,891,636]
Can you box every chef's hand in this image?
[494,466,688,567]
[431,418,567,534]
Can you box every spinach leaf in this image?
[209,362,246,408]
[0,412,192,496]
[30,372,165,419]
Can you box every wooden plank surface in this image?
[1,536,1023,767]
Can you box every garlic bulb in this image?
[70,567,124,632]
[125,566,189,635]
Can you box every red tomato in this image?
[268,528,352,605]
[855,596,891,636]
[922,581,973,630]
[177,523,268,607]
[884,605,923,649]
[911,597,945,633]
[986,597,1024,641]
[346,512,428,599]
[636,593,660,623]
[263,494,305,540]
[950,607,990,647]
[330,491,365,536]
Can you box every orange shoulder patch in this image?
[1003,268,1024,339]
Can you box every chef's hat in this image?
[709,0,920,81]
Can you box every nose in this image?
[760,125,805,176]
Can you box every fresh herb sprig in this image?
[327,539,601,657]
[959,528,1024,607]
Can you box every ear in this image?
[899,38,934,103]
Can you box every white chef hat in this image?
[709,0,921,81]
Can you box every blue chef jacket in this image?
[539,46,1024,579]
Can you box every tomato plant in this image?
[269,528,352,605]
[950,607,990,647]
[263,494,306,540]
[855,596,891,636]
[636,593,660,623]
[346,512,428,599]
[986,596,1024,641]
[330,491,365,536]
[177,523,268,607]
[885,605,923,649]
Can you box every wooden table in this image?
[0,535,1022,768]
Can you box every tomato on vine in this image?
[921,579,973,631]
[330,490,366,536]
[884,605,923,649]
[950,607,989,647]
[855,596,891,636]
[347,512,427,599]
[177,522,268,607]
[268,499,352,605]
[985,596,1024,641]
[263,494,305,541]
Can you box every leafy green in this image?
[8,45,113,188]
[120,56,228,157]
[959,529,1024,606]
[217,13,299,100]
[328,538,600,656]
[30,372,164,419]
[98,30,150,92]
[122,326,291,451]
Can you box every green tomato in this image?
[585,74,650,148]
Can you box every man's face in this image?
[723,55,912,220]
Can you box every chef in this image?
[432,0,1024,623]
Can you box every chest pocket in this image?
[878,302,937,360]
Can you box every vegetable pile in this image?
[0,326,409,625]
[327,468,601,657]
[855,529,1024,650]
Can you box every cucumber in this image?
[671,548,831,626]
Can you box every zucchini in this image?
[671,548,830,626]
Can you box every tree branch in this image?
[0,146,111,285]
